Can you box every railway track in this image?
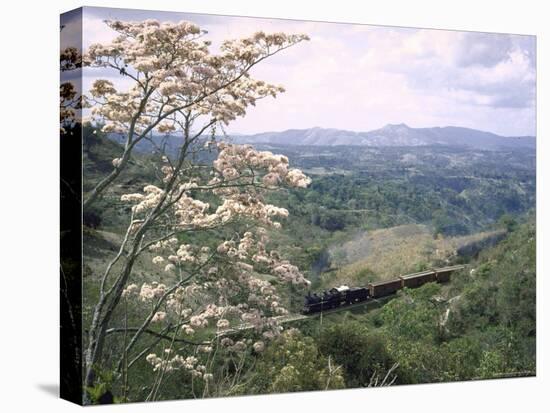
[217,264,465,337]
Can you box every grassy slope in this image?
[319,224,505,288]
[290,219,535,385]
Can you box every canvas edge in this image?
[60,6,84,406]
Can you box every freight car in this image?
[399,270,436,289]
[368,278,403,298]
[302,265,463,315]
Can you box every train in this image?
[302,265,463,315]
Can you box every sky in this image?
[61,6,536,136]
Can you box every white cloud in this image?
[79,8,536,136]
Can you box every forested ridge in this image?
[81,124,535,400]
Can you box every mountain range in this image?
[232,123,535,150]
[108,123,535,156]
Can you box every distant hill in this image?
[107,123,535,156]
[233,124,536,150]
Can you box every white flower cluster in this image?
[152,256,164,265]
[157,121,176,133]
[90,86,143,133]
[214,197,289,228]
[151,311,166,323]
[139,282,166,302]
[238,231,255,255]
[252,341,265,353]
[213,143,311,189]
[173,193,214,228]
[216,319,230,329]
[286,168,312,188]
[173,244,196,264]
[189,303,225,328]
[90,79,117,97]
[197,345,213,353]
[220,31,310,65]
[241,309,263,330]
[122,283,139,298]
[273,262,311,287]
[148,237,179,252]
[165,286,194,317]
[145,352,207,378]
[150,240,214,275]
[120,185,164,214]
[219,337,248,353]
[216,240,237,255]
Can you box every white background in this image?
[0,0,547,411]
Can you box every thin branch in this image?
[106,326,210,345]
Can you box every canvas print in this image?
[60,6,536,405]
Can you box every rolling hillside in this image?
[319,224,506,288]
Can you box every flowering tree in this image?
[60,45,82,133]
[82,19,311,402]
[83,19,308,209]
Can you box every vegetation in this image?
[307,218,535,385]
[270,144,535,237]
[249,329,345,393]
[76,115,536,403]
[81,128,536,400]
[65,16,536,405]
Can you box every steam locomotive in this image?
[303,285,370,314]
[302,265,462,315]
